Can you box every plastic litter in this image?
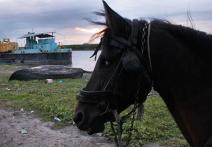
[45,79,54,84]
[20,129,28,134]
[53,117,61,122]
[58,80,64,83]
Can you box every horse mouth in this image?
[76,117,106,135]
[77,123,105,135]
[87,123,105,135]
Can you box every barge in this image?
[0,32,72,65]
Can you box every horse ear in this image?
[103,0,130,37]
[122,51,141,72]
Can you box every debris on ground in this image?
[45,79,54,84]
[20,129,28,134]
[20,108,24,112]
[58,80,64,83]
[53,116,61,122]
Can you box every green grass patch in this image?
[0,68,188,146]
[0,75,86,122]
[103,97,188,147]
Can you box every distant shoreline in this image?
[63,44,97,51]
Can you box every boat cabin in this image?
[15,32,71,54]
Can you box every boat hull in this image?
[0,52,72,65]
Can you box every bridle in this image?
[77,52,125,110]
[77,20,153,146]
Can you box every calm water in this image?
[71,51,100,71]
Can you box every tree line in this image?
[63,44,97,50]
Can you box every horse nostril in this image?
[74,112,84,124]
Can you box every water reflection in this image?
[72,51,100,72]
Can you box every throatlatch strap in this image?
[130,19,140,45]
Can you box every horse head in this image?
[74,1,152,134]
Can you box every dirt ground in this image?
[0,109,115,147]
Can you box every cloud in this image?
[75,27,103,34]
[0,0,103,38]
[0,0,211,44]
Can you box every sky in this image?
[0,0,211,45]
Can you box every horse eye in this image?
[100,57,111,66]
[105,60,110,66]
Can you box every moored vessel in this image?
[0,32,72,65]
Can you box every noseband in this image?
[77,90,112,104]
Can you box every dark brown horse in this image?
[74,1,212,146]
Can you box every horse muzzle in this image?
[74,110,107,134]
[74,89,116,134]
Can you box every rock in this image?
[9,65,87,81]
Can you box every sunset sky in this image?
[0,0,211,45]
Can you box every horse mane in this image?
[91,11,212,45]
[151,19,212,57]
[90,13,212,61]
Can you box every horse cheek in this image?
[122,53,141,72]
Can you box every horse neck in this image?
[150,21,212,96]
[149,21,212,146]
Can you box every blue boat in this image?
[0,32,72,65]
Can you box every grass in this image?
[104,97,188,147]
[0,75,86,122]
[0,65,189,146]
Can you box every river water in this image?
[71,50,100,72]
